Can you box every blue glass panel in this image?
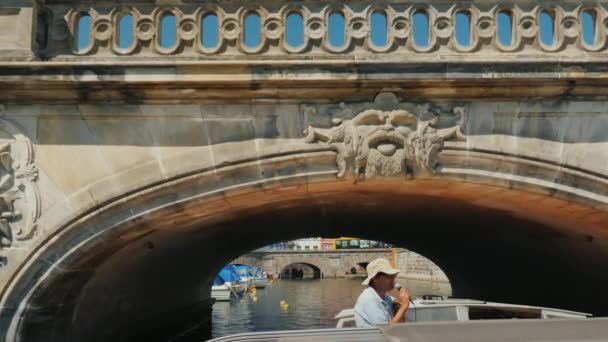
[77,14,91,51]
[244,13,261,48]
[202,14,218,48]
[582,11,596,45]
[455,11,471,46]
[328,12,345,47]
[497,11,512,46]
[160,14,176,48]
[539,11,554,46]
[371,12,387,47]
[118,15,134,48]
[413,11,429,47]
[286,13,303,47]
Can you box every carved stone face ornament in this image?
[349,110,416,178]
[305,105,465,180]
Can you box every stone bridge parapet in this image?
[24,1,608,61]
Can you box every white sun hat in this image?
[362,258,400,286]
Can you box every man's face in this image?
[373,272,397,292]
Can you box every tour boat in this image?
[207,292,600,342]
[334,296,591,328]
[209,317,608,342]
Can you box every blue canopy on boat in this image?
[216,264,242,283]
[213,276,225,286]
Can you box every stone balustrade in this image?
[29,1,608,60]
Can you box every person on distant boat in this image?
[354,258,410,327]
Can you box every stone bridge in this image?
[235,249,393,278]
[234,248,450,281]
[1,0,608,341]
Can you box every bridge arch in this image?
[279,262,322,279]
[0,143,606,341]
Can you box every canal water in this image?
[211,278,451,339]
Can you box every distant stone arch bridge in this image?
[234,248,395,278]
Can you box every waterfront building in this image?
[292,238,321,250]
[320,239,335,250]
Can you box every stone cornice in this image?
[1,61,608,103]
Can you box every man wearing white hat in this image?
[354,258,410,327]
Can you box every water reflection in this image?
[211,278,451,339]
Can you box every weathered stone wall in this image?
[395,249,449,282]
[1,98,606,267]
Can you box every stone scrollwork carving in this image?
[304,105,465,180]
[0,119,40,255]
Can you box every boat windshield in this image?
[468,306,541,320]
[407,306,460,322]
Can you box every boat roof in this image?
[209,318,608,341]
[208,327,384,342]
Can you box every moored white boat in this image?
[228,280,248,295]
[234,264,269,289]
[252,276,269,288]
[211,264,251,301]
[211,284,232,301]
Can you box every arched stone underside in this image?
[0,142,606,341]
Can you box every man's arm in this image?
[390,288,410,324]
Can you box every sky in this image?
[76,10,598,51]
